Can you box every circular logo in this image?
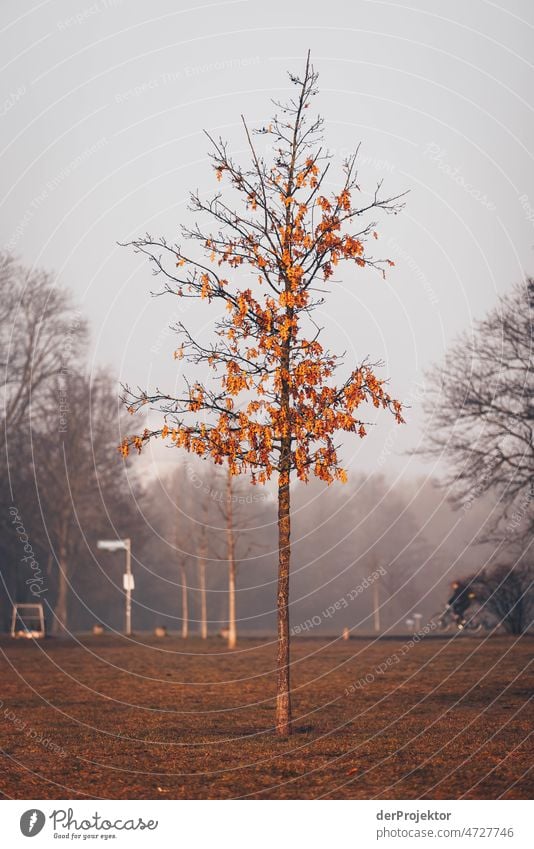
[20,809,46,837]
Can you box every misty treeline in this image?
[141,464,504,637]
[0,253,145,633]
[0,251,532,636]
[421,278,534,635]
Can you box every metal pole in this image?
[125,538,132,636]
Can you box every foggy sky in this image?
[1,0,533,485]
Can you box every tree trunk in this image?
[53,541,68,635]
[276,435,292,735]
[273,74,302,733]
[198,526,208,639]
[180,562,188,639]
[373,568,381,633]
[226,471,237,650]
[174,500,189,639]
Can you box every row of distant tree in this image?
[0,252,144,633]
[421,278,533,634]
[0,250,438,639]
[0,250,532,637]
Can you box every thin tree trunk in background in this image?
[276,434,292,735]
[198,523,208,639]
[226,471,237,650]
[175,509,189,640]
[53,539,68,634]
[373,574,381,633]
[180,561,188,639]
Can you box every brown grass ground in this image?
[0,634,532,799]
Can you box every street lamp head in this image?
[97,539,128,551]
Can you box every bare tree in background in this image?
[0,256,145,633]
[421,278,534,544]
[35,370,138,632]
[473,563,533,635]
[0,254,87,627]
[0,252,87,439]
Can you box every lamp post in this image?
[97,538,133,635]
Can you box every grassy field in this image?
[0,633,532,799]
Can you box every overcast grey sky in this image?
[1,0,533,481]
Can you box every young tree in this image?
[35,369,140,632]
[121,55,404,735]
[224,469,237,649]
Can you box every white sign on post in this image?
[123,573,135,591]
